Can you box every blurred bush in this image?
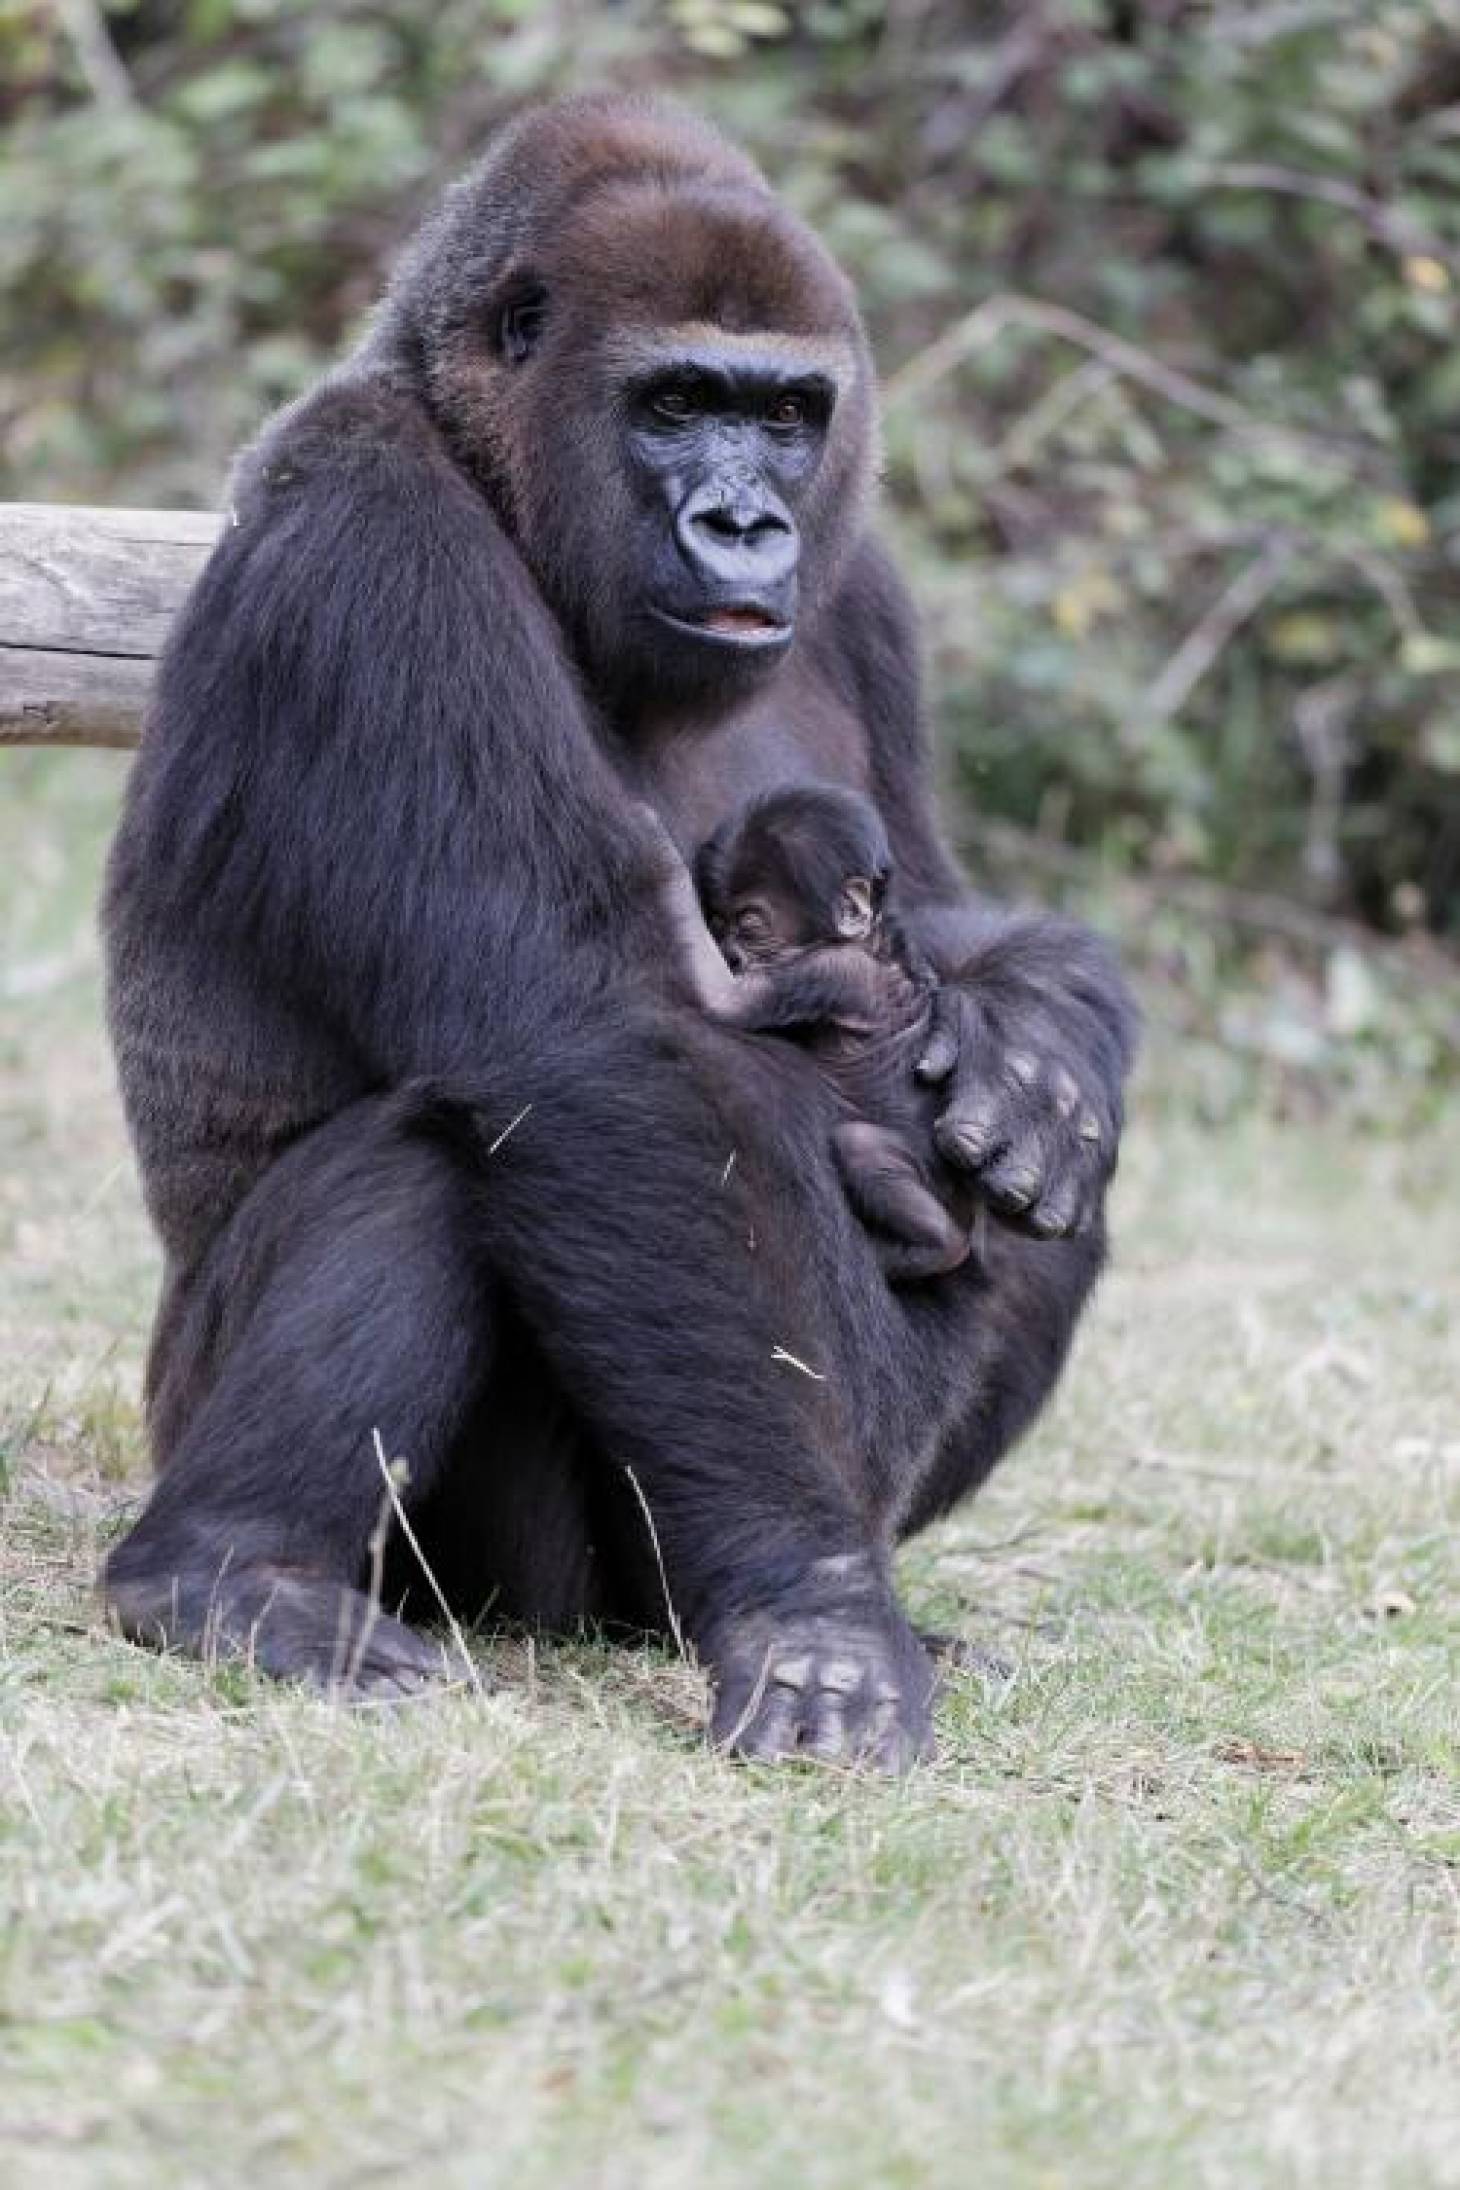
[3,0,1459,1096]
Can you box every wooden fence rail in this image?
[0,503,218,749]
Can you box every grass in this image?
[1,751,1458,2190]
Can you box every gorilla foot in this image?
[104,1557,459,1700]
[707,1592,936,1773]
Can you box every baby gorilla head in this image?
[695,785,893,970]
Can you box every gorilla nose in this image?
[675,481,798,590]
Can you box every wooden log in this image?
[0,503,219,748]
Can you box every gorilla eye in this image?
[767,393,807,428]
[495,280,548,366]
[652,386,699,422]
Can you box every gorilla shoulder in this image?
[229,369,464,524]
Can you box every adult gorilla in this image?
[102,95,1135,1769]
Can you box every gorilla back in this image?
[102,94,1136,1768]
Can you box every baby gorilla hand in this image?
[705,1556,936,1772]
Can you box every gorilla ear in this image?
[494,278,549,366]
[833,876,875,940]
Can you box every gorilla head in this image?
[383,95,877,704]
[695,783,894,967]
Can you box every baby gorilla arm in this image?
[708,950,885,1035]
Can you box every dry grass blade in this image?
[369,1427,485,1694]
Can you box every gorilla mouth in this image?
[651,602,792,651]
[704,606,781,635]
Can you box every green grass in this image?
[2,751,1458,2190]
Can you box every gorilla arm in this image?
[841,541,1139,1240]
[635,802,743,1013]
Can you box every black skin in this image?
[101,94,1137,1770]
[656,783,977,1283]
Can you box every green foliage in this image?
[4,0,1460,944]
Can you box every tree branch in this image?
[882,293,1365,463]
[1142,535,1297,723]
[0,502,218,747]
[52,0,138,112]
[1195,161,1460,269]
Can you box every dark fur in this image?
[101,94,1137,1767]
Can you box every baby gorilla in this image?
[662,785,977,1283]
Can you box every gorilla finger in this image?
[1075,1108,1113,1173]
[803,1688,853,1763]
[916,1029,959,1086]
[1025,1172,1084,1239]
[736,1681,807,1763]
[1062,1148,1113,1235]
[934,1092,1009,1171]
[326,1623,456,1701]
[862,1695,930,1775]
[1050,1063,1083,1120]
[915,990,964,1085]
[980,1135,1051,1214]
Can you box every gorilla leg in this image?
[105,1022,938,1760]
[405,1023,941,1769]
[105,1101,490,1694]
[895,1218,1107,1542]
[832,1119,972,1282]
[388,1310,608,1635]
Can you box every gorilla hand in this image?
[912,912,1135,1239]
[705,1554,936,1772]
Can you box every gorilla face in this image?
[492,289,865,707]
[394,102,876,716]
[618,334,840,673]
